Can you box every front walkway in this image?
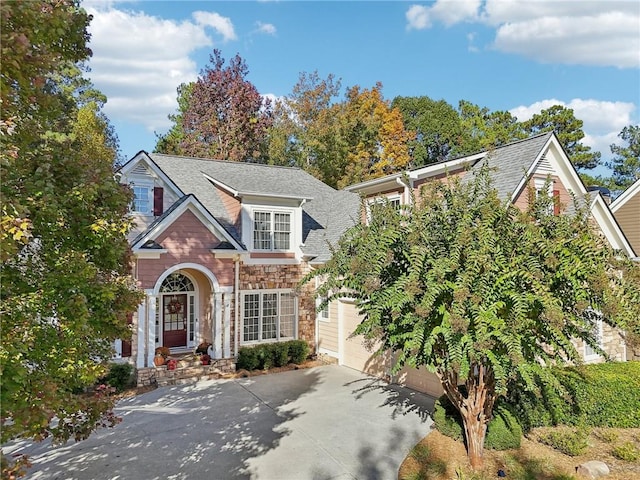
[8,365,435,480]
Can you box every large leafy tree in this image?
[154,82,193,155]
[523,105,601,170]
[1,0,142,463]
[171,50,273,161]
[607,125,640,189]
[267,71,343,174]
[307,167,639,468]
[392,96,465,167]
[458,100,525,152]
[336,83,413,188]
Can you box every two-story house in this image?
[117,152,360,374]
[317,132,637,397]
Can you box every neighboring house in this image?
[610,178,640,260]
[319,132,636,397]
[116,152,359,372]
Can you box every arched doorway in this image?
[159,272,196,348]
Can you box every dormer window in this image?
[253,211,291,250]
[132,184,152,214]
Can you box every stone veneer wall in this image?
[574,323,627,363]
[137,358,236,387]
[237,262,316,351]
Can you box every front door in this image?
[163,294,188,348]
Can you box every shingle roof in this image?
[466,132,553,200]
[148,153,360,259]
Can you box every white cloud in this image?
[406,0,640,68]
[406,5,431,30]
[255,21,277,36]
[406,1,480,30]
[85,6,237,132]
[510,98,636,159]
[192,11,237,42]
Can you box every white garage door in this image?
[340,300,389,378]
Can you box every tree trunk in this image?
[460,404,488,470]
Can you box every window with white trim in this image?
[242,290,297,343]
[584,310,604,360]
[252,211,291,250]
[315,277,329,321]
[131,183,153,214]
[366,194,401,223]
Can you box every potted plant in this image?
[154,346,171,367]
[195,341,212,355]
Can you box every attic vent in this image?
[131,163,150,176]
[536,155,554,174]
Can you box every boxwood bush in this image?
[509,361,640,430]
[104,362,135,392]
[236,340,310,371]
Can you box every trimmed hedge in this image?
[432,395,521,450]
[509,361,640,430]
[237,340,310,371]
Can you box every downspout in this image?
[234,254,240,358]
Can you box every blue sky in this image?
[84,1,640,176]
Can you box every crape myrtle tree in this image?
[1,0,143,472]
[306,166,640,469]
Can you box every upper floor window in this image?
[253,211,291,250]
[132,185,152,214]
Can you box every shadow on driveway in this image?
[6,365,434,480]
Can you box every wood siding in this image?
[136,209,234,289]
[215,187,242,236]
[614,193,640,255]
[318,301,338,354]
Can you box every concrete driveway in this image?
[9,365,435,480]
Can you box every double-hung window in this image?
[242,290,297,343]
[132,185,152,214]
[253,211,291,250]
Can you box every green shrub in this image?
[272,342,290,367]
[105,363,134,392]
[612,442,640,462]
[509,362,640,430]
[536,427,590,456]
[237,346,260,371]
[594,429,619,443]
[288,340,310,364]
[237,340,309,371]
[485,405,522,450]
[432,396,463,442]
[432,395,522,450]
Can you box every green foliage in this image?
[522,104,601,170]
[536,427,590,456]
[510,362,640,430]
[236,340,309,371]
[305,166,640,466]
[611,441,640,462]
[432,396,464,442]
[607,125,640,189]
[594,429,619,443]
[288,340,310,364]
[485,406,522,450]
[1,0,143,446]
[104,363,135,392]
[236,346,260,371]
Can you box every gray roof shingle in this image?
[148,153,360,259]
